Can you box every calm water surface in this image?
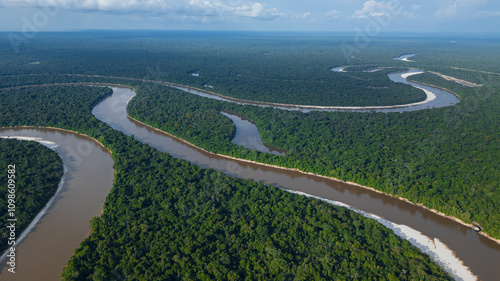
[220,112,285,156]
[0,128,114,280]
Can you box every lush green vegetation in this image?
[0,83,451,279]
[0,32,429,106]
[64,139,449,280]
[1,31,498,277]
[0,138,64,253]
[128,71,500,239]
[0,86,113,130]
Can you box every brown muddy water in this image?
[95,86,498,281]
[0,128,114,280]
[0,82,497,280]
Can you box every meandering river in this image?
[0,70,497,280]
[174,69,460,112]
[95,86,499,281]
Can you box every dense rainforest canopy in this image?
[128,73,500,239]
[0,82,450,280]
[1,31,498,278]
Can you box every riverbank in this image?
[394,53,417,62]
[0,138,66,265]
[4,81,492,244]
[0,127,115,281]
[0,126,112,156]
[2,80,489,243]
[163,73,437,111]
[220,110,287,155]
[1,71,457,111]
[406,78,463,100]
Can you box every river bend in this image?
[0,128,114,280]
[172,69,460,113]
[0,73,494,280]
[94,86,499,281]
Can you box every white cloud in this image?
[476,10,500,18]
[2,0,163,12]
[434,0,487,18]
[325,9,341,19]
[435,2,458,17]
[0,0,281,19]
[233,2,280,19]
[351,0,402,19]
[412,4,421,11]
[234,2,263,17]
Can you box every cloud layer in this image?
[434,0,499,19]
[0,0,280,19]
[351,0,402,19]
[1,0,499,31]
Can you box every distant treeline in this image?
[0,33,434,106]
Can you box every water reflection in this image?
[220,112,285,156]
[394,53,417,62]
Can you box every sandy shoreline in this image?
[0,147,67,265]
[0,126,114,262]
[0,126,112,156]
[2,72,440,111]
[394,53,417,62]
[428,71,483,87]
[1,117,484,280]
[164,72,438,110]
[406,78,463,100]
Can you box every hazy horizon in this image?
[1,0,499,33]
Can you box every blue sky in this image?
[1,0,499,33]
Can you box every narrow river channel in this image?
[220,112,285,156]
[0,128,114,280]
